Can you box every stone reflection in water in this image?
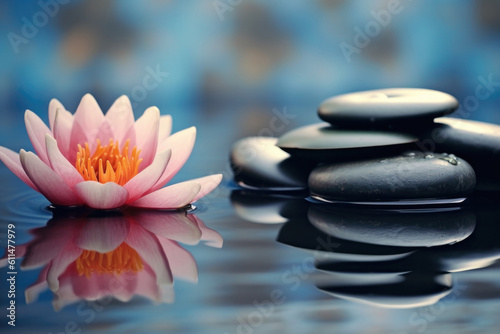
[308,205,476,247]
[230,190,306,224]
[232,190,500,309]
[319,272,453,309]
[0,208,222,310]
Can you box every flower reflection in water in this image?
[0,208,222,310]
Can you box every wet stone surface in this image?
[233,89,499,200]
[420,117,500,191]
[308,151,477,203]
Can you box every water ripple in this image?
[0,190,52,225]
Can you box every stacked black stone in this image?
[230,88,500,205]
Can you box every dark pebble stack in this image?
[230,88,500,205]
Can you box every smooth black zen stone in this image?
[308,205,475,247]
[230,137,315,191]
[309,151,476,204]
[318,88,458,129]
[420,117,500,191]
[276,123,417,161]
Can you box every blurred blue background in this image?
[1,0,499,139]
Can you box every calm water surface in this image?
[1,115,500,334]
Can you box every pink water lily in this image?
[0,94,222,209]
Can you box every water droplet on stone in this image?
[440,156,458,165]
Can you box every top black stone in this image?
[318,88,458,128]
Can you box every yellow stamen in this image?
[75,139,142,186]
[75,243,144,278]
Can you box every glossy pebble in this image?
[421,117,500,191]
[230,137,313,191]
[308,151,476,204]
[277,123,417,161]
[318,88,458,128]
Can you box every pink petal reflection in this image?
[0,204,222,309]
[75,215,130,253]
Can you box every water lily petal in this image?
[151,127,197,191]
[188,214,223,248]
[135,264,161,303]
[53,108,74,159]
[21,221,79,269]
[52,279,81,311]
[0,146,39,191]
[75,216,130,253]
[69,94,105,162]
[67,273,104,301]
[95,118,115,146]
[133,211,202,245]
[124,149,171,203]
[48,98,66,132]
[134,106,160,171]
[112,277,140,302]
[106,95,136,147]
[25,110,52,165]
[47,242,83,291]
[25,266,49,304]
[158,238,198,283]
[125,222,173,285]
[46,135,84,188]
[157,115,172,145]
[74,181,129,209]
[129,181,201,209]
[189,174,223,202]
[68,269,137,302]
[53,269,82,302]
[20,150,83,206]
